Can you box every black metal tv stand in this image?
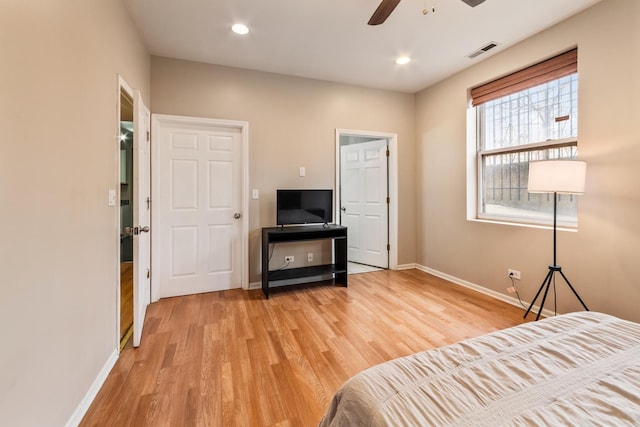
[261,224,347,299]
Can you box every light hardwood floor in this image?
[120,261,134,341]
[81,269,529,426]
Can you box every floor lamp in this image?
[524,160,589,321]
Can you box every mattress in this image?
[320,312,640,426]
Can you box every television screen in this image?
[277,189,333,225]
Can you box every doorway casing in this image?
[117,78,134,351]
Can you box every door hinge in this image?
[146,269,150,279]
[387,244,390,251]
[146,196,151,210]
[146,131,150,142]
[386,197,390,204]
[386,149,390,157]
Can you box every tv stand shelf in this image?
[261,224,347,299]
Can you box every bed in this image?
[320,312,640,426]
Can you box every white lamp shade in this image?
[527,160,587,194]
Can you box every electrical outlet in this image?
[507,286,516,293]
[508,269,521,280]
[307,253,313,262]
[284,256,294,263]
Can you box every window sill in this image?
[469,217,578,232]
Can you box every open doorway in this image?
[336,130,398,273]
[119,89,134,349]
[118,77,151,350]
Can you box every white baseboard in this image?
[248,281,261,290]
[396,263,417,270]
[65,349,118,427]
[415,264,556,319]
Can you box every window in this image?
[471,49,579,227]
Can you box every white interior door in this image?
[340,139,389,268]
[156,117,243,298]
[132,90,151,348]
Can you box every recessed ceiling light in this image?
[231,23,249,35]
[395,56,411,65]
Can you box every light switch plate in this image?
[252,189,259,199]
[108,189,116,207]
[299,166,306,177]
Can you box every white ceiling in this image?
[124,0,601,93]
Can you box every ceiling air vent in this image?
[467,41,499,59]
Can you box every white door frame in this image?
[151,114,249,302]
[335,129,398,270]
[116,76,131,352]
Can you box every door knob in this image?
[341,207,347,211]
[234,213,242,219]
[125,226,149,235]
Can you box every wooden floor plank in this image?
[120,261,133,340]
[80,269,529,426]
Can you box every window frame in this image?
[470,52,580,228]
[475,137,579,227]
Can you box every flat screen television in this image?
[276,189,333,226]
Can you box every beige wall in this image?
[2,0,638,423]
[415,0,640,322]
[150,58,416,283]
[0,1,149,425]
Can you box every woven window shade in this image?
[470,48,577,107]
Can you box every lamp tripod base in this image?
[523,265,589,321]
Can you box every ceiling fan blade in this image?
[368,0,402,25]
[461,0,486,6]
